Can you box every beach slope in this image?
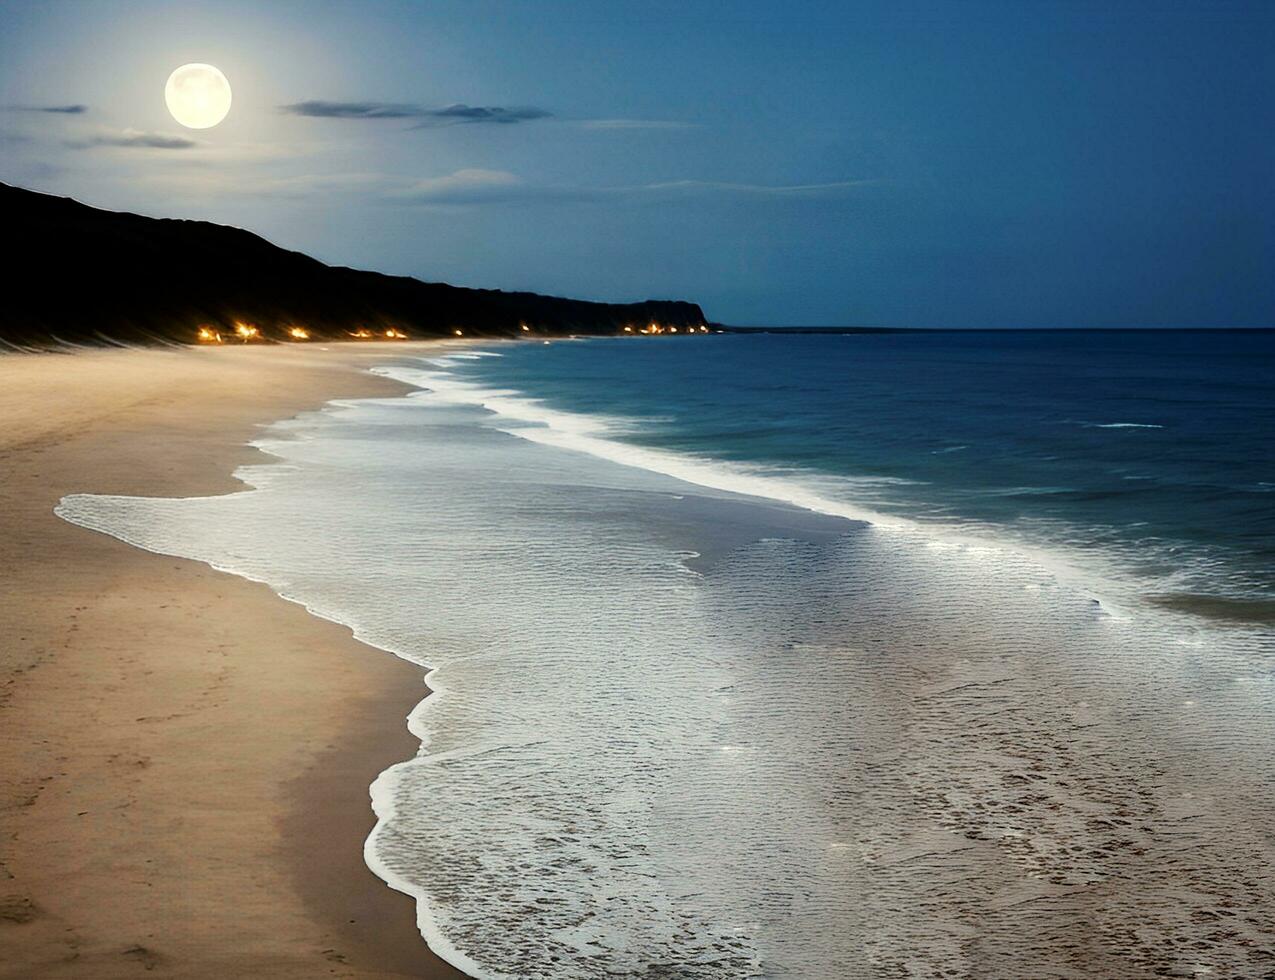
[0,345,465,978]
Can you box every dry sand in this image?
[0,344,467,978]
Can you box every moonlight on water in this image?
[164,63,231,129]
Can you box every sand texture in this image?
[0,345,467,978]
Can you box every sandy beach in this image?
[0,344,466,978]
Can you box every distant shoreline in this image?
[719,324,1275,333]
[4,182,707,347]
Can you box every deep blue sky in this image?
[2,0,1271,327]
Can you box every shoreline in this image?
[0,345,467,978]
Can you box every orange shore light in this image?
[196,326,222,344]
[287,326,310,340]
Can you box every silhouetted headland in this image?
[3,182,709,347]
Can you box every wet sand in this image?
[0,344,467,978]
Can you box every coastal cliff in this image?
[3,182,708,346]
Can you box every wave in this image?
[1062,419,1165,429]
[371,359,1187,617]
[375,363,893,527]
[375,355,1275,628]
[385,367,631,437]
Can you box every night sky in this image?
[2,0,1271,327]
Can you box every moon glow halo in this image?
[165,63,232,129]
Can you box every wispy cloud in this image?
[279,100,551,126]
[133,167,871,207]
[7,103,88,114]
[134,168,531,202]
[285,171,509,199]
[67,129,197,150]
[390,172,869,205]
[416,104,551,126]
[279,101,422,119]
[393,168,525,202]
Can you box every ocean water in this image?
[462,331,1275,618]
[58,332,1275,978]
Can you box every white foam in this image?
[377,363,905,526]
[374,361,1153,616]
[378,365,637,438]
[53,370,1275,979]
[1062,419,1165,429]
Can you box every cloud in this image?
[279,101,422,119]
[132,166,870,208]
[280,100,551,126]
[134,168,531,203]
[392,169,560,204]
[387,173,867,206]
[418,104,551,125]
[68,128,197,150]
[7,103,88,114]
[226,168,573,204]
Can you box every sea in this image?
[59,330,1275,978]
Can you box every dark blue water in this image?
[454,330,1275,615]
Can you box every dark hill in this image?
[3,182,708,346]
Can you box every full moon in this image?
[165,63,232,129]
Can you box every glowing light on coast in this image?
[196,326,222,343]
[520,323,530,332]
[384,328,408,339]
[234,321,260,342]
[699,325,709,332]
[165,63,232,129]
[623,325,633,333]
[287,326,310,340]
[349,328,374,339]
[670,326,678,333]
[454,329,464,336]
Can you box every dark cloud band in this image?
[67,130,196,150]
[279,101,421,119]
[7,103,88,114]
[279,100,550,125]
[422,104,550,124]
